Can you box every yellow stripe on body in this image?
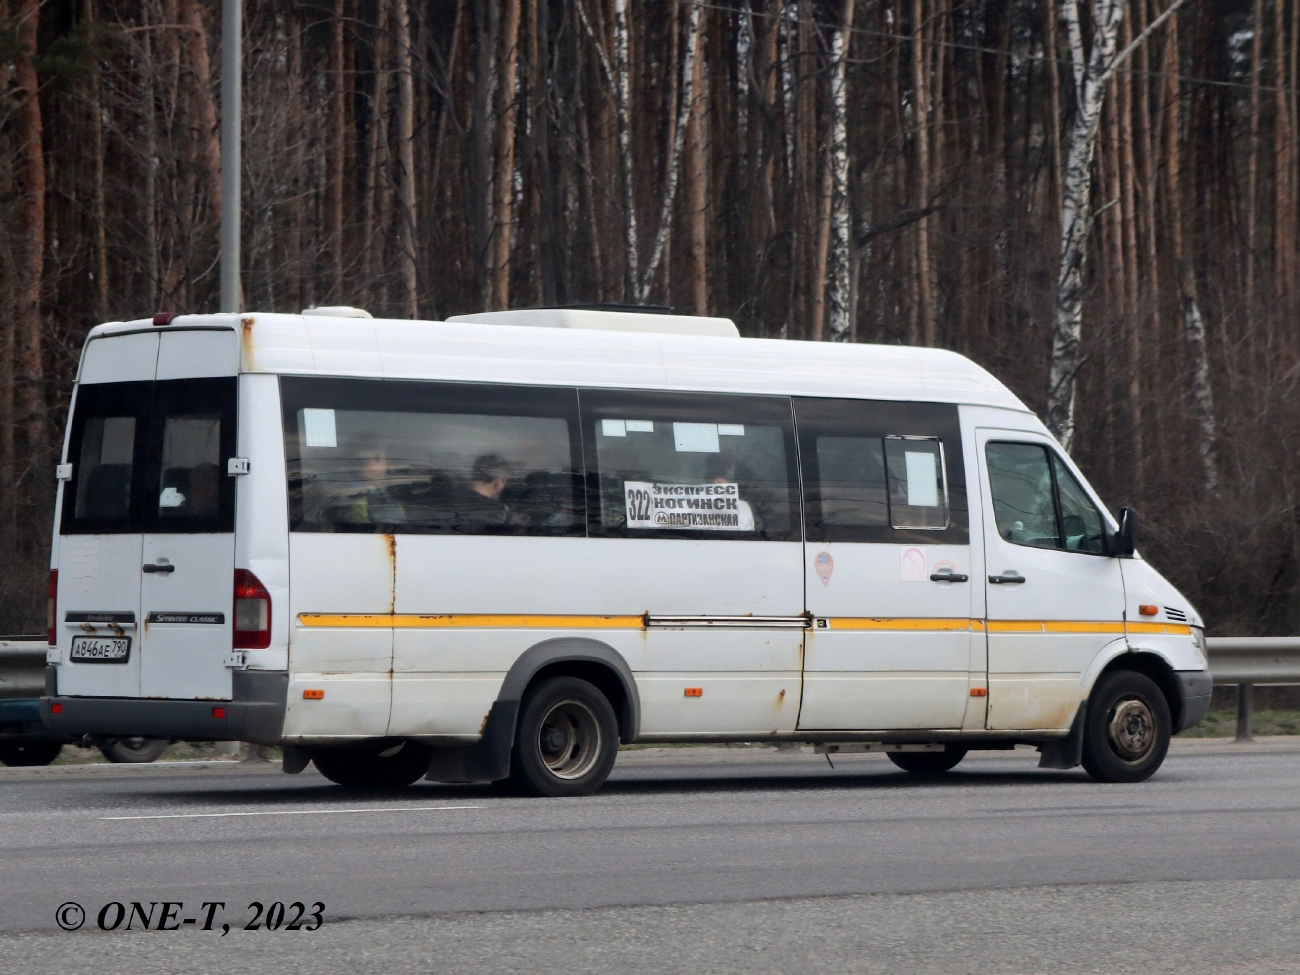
[298,613,645,629]
[986,620,1126,634]
[1126,621,1192,635]
[828,617,977,631]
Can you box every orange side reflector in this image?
[684,687,703,698]
[1139,604,1159,616]
[303,689,325,700]
[970,687,988,697]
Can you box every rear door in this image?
[138,377,238,699]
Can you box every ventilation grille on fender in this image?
[1164,607,1188,623]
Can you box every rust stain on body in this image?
[240,316,256,370]
[385,533,397,616]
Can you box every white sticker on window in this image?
[303,408,338,448]
[717,424,745,437]
[601,419,627,437]
[625,419,654,433]
[158,486,185,508]
[904,450,939,507]
[673,423,720,453]
[624,481,755,531]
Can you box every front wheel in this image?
[0,740,64,767]
[508,677,619,797]
[1081,670,1171,783]
[312,741,431,788]
[887,746,967,774]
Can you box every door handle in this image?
[142,563,175,573]
[929,571,969,583]
[988,571,1025,584]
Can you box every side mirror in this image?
[1108,506,1139,557]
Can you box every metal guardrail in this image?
[3,635,1299,741]
[0,639,46,701]
[1205,637,1300,742]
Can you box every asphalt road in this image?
[2,740,1299,974]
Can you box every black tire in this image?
[1081,670,1171,783]
[98,737,170,764]
[0,739,64,767]
[312,741,431,789]
[508,677,619,797]
[887,746,967,774]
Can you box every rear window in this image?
[61,378,237,534]
[281,377,584,536]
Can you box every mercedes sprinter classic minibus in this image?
[42,307,1212,795]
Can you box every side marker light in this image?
[303,689,324,700]
[1138,604,1159,616]
[684,687,703,698]
[970,688,988,697]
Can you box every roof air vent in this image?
[302,306,374,319]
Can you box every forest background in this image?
[0,0,1297,637]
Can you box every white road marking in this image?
[102,805,482,821]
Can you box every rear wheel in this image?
[1081,670,1171,783]
[508,677,619,797]
[0,740,64,767]
[312,741,431,789]
[887,746,967,774]
[98,737,170,764]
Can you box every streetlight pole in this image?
[220,0,241,313]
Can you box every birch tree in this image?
[824,0,856,341]
[1046,0,1190,449]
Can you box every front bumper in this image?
[41,669,288,745]
[1174,670,1214,733]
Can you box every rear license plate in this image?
[69,636,131,663]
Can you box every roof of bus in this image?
[86,313,1032,412]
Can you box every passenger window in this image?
[985,442,1106,554]
[796,397,967,544]
[157,415,222,520]
[885,437,948,529]
[582,389,798,541]
[281,378,583,536]
[1052,454,1106,554]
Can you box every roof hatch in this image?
[447,308,740,338]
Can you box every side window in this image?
[582,389,798,541]
[985,442,1107,554]
[796,398,967,544]
[281,378,583,536]
[1052,454,1106,554]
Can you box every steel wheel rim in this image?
[1106,694,1157,763]
[537,700,602,780]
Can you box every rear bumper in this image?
[1174,670,1214,733]
[41,670,288,745]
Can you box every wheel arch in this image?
[501,638,640,743]
[1088,644,1182,729]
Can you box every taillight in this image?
[233,569,271,649]
[47,570,58,646]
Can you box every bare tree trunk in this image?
[684,15,709,316]
[824,0,856,342]
[489,0,521,310]
[13,0,46,472]
[1161,6,1217,494]
[286,0,306,313]
[394,0,418,317]
[638,0,703,302]
[325,0,346,302]
[612,0,638,301]
[912,0,936,346]
[179,0,223,231]
[362,0,391,305]
[1047,0,1123,447]
[1273,0,1292,312]
[83,0,109,321]
[1245,0,1264,311]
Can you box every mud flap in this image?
[1037,704,1086,770]
[281,744,312,774]
[423,700,519,784]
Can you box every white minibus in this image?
[42,307,1212,795]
